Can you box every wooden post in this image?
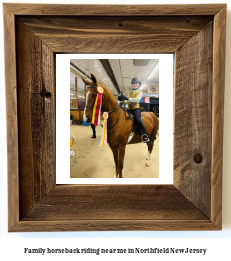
[75,77,78,99]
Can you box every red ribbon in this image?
[94,93,102,126]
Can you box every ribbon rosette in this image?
[92,86,104,126]
[100,112,108,147]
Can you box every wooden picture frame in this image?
[4,4,226,231]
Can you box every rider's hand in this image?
[118,94,129,101]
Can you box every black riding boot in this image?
[139,121,152,144]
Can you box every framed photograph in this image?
[148,83,159,94]
[4,3,226,231]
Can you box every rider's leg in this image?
[132,109,151,143]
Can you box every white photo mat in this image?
[56,54,173,184]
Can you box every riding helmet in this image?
[131,77,141,85]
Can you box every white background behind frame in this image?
[1,0,231,251]
[56,54,174,184]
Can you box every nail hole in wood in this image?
[194,153,202,164]
[40,90,52,99]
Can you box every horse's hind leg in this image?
[145,129,157,167]
[145,143,153,167]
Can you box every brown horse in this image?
[83,74,159,178]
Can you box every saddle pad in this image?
[127,133,134,144]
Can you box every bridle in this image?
[85,85,121,131]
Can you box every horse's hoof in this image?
[145,161,150,167]
[113,174,118,178]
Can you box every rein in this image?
[121,96,132,120]
[107,105,121,132]
[107,105,119,115]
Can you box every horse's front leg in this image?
[109,144,119,178]
[118,145,126,178]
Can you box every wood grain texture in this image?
[3,3,225,16]
[3,4,19,231]
[174,22,213,218]
[211,5,226,228]
[18,16,213,53]
[22,185,207,221]
[4,3,226,231]
[11,220,219,232]
[16,19,56,219]
[13,185,219,231]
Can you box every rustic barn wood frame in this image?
[4,4,226,232]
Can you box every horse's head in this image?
[82,74,100,123]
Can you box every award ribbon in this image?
[100,112,108,147]
[92,86,104,126]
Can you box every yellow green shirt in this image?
[127,90,143,110]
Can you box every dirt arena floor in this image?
[70,124,159,179]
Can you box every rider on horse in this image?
[118,77,152,144]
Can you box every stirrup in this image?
[142,134,152,144]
